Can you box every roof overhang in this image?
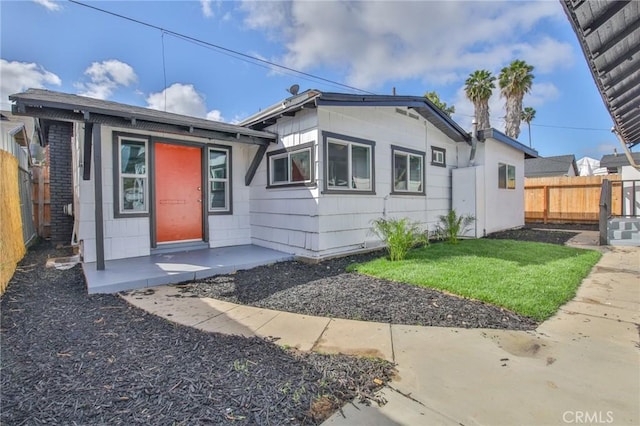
[241,90,471,143]
[562,0,640,148]
[9,89,277,146]
[478,128,539,158]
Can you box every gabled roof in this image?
[477,128,539,158]
[600,151,640,168]
[562,1,640,148]
[525,154,578,177]
[240,90,471,143]
[9,89,276,146]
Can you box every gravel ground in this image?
[1,244,395,425]
[181,227,583,332]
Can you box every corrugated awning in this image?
[562,0,640,148]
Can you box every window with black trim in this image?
[209,147,230,212]
[324,132,374,192]
[392,146,424,194]
[267,144,313,187]
[498,163,516,189]
[117,135,148,214]
[431,146,446,167]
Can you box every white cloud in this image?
[146,83,225,121]
[33,0,61,11]
[76,59,137,100]
[0,59,62,109]
[240,1,569,90]
[524,82,560,107]
[201,0,213,18]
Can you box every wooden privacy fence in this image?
[525,175,621,224]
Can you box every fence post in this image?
[543,185,549,224]
[599,179,611,246]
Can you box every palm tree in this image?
[521,106,536,147]
[499,60,534,139]
[464,70,495,130]
[424,91,455,117]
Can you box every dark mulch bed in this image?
[180,226,584,332]
[1,243,395,425]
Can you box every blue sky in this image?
[0,0,622,159]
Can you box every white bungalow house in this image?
[241,90,537,254]
[9,88,536,291]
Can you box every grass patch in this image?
[347,239,601,321]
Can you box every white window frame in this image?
[117,136,148,215]
[392,146,424,194]
[498,163,516,190]
[268,146,312,186]
[325,137,374,192]
[431,146,446,167]
[208,146,230,213]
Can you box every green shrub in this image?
[371,217,427,261]
[433,210,475,244]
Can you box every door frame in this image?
[149,138,209,248]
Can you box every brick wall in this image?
[48,122,74,244]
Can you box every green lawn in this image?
[347,239,602,321]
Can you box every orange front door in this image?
[155,142,203,243]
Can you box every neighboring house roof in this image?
[9,89,276,146]
[561,1,640,148]
[477,128,538,158]
[240,90,471,143]
[600,152,640,168]
[525,155,578,177]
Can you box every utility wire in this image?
[67,0,614,134]
[67,0,376,95]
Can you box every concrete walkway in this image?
[121,236,640,426]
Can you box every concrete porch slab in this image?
[83,245,293,294]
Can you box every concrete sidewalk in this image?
[121,241,640,426]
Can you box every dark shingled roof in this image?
[9,89,276,146]
[241,90,471,143]
[600,152,640,168]
[525,154,578,177]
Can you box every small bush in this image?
[371,217,427,261]
[433,210,475,244]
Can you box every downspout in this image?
[612,127,639,170]
[468,118,478,166]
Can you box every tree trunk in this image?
[504,94,523,139]
[474,100,491,130]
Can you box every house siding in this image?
[249,105,463,259]
[48,121,74,244]
[77,125,258,262]
[249,110,320,256]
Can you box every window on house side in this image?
[119,138,148,213]
[327,139,372,190]
[431,147,446,167]
[269,147,312,186]
[392,147,424,193]
[209,148,229,211]
[498,163,516,189]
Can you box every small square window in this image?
[431,147,446,167]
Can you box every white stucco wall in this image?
[621,165,640,180]
[481,138,526,234]
[76,125,255,262]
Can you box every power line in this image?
[67,0,376,95]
